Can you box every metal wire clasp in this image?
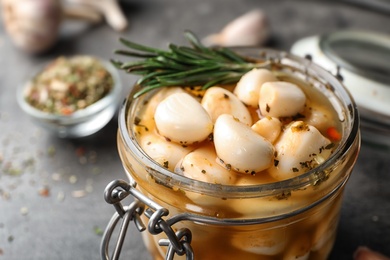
[100,179,194,260]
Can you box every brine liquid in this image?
[139,190,343,260]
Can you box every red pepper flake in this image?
[326,127,341,142]
[38,186,50,197]
[61,107,73,115]
[75,146,86,157]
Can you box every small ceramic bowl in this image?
[17,56,122,138]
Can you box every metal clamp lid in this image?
[100,179,194,260]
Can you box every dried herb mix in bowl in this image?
[24,56,114,115]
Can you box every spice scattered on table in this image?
[20,207,29,216]
[69,175,78,184]
[93,226,103,236]
[38,186,50,197]
[24,56,114,115]
[71,190,86,198]
[57,191,65,202]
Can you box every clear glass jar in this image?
[115,48,360,260]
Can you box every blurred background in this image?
[0,0,389,259]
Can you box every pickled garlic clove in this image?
[259,81,306,117]
[235,171,277,186]
[176,145,237,185]
[234,68,277,107]
[269,121,332,181]
[138,87,187,133]
[252,116,282,144]
[302,102,335,134]
[201,86,252,125]
[311,196,342,252]
[231,229,287,256]
[283,234,311,260]
[154,92,213,145]
[214,114,274,174]
[139,133,192,171]
[146,87,186,114]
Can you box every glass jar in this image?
[103,48,360,260]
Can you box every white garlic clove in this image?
[144,87,186,116]
[234,68,277,107]
[176,144,237,185]
[252,116,282,144]
[269,121,332,181]
[302,101,336,134]
[283,235,311,260]
[311,197,341,252]
[154,92,213,145]
[231,228,287,256]
[214,114,274,174]
[133,88,187,137]
[259,81,306,117]
[201,86,252,125]
[139,132,192,171]
[235,170,277,186]
[202,9,269,47]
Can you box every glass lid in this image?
[319,30,390,86]
[291,30,390,149]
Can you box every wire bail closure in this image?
[100,179,194,260]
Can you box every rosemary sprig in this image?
[113,30,271,98]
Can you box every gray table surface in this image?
[1,0,390,259]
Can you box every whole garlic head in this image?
[1,0,63,54]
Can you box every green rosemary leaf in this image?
[133,84,165,98]
[137,70,176,86]
[183,30,208,52]
[215,47,247,63]
[156,65,222,80]
[114,49,157,58]
[110,59,123,69]
[119,38,168,55]
[201,73,242,89]
[156,71,230,86]
[114,31,272,97]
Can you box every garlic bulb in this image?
[1,0,63,54]
[202,9,269,47]
[213,114,274,174]
[154,92,213,145]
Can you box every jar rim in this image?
[119,48,360,198]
